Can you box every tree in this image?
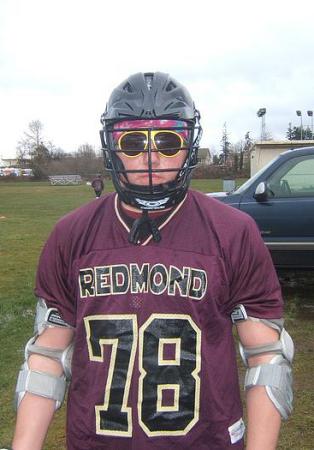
[244,132,252,151]
[70,144,103,179]
[16,120,66,179]
[220,123,231,165]
[29,144,52,179]
[16,138,31,168]
[286,123,294,140]
[25,120,44,148]
[16,120,45,167]
[45,141,66,160]
[15,121,105,179]
[233,152,239,172]
[302,126,312,139]
[286,124,313,140]
[212,154,220,165]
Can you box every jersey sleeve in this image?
[224,214,283,319]
[34,221,77,327]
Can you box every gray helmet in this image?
[99,72,202,215]
[101,72,197,123]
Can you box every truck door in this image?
[240,154,314,267]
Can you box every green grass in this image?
[0,180,313,449]
[191,177,246,193]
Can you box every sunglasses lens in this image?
[119,131,184,157]
[120,132,146,157]
[154,132,182,156]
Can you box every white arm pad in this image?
[232,304,294,420]
[14,362,67,410]
[14,298,74,412]
[245,355,293,420]
[26,337,74,380]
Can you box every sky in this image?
[1,0,314,160]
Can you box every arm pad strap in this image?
[245,355,293,420]
[14,362,67,411]
[26,337,73,380]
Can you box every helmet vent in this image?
[172,101,186,108]
[165,81,177,92]
[164,102,174,111]
[125,102,134,111]
[144,74,154,90]
[123,82,134,93]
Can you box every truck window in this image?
[266,155,314,197]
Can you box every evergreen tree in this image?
[286,123,294,140]
[220,123,231,164]
[244,132,253,152]
[29,144,52,179]
[286,125,312,140]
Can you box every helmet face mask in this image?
[100,72,202,210]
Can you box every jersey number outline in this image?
[84,314,201,437]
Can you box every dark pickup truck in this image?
[208,146,314,269]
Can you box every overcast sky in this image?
[1,0,314,159]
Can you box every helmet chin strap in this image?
[129,209,162,244]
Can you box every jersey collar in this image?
[114,193,187,246]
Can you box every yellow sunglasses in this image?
[117,130,184,158]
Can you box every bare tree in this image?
[23,120,45,151]
[15,120,51,178]
[16,120,45,161]
[16,138,30,168]
[16,121,104,179]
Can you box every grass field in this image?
[0,180,313,449]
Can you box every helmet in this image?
[99,72,202,211]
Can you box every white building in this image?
[250,140,314,176]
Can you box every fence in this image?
[48,175,82,186]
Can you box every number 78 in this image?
[84,313,201,437]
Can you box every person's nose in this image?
[143,140,160,166]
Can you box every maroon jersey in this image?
[35,190,283,450]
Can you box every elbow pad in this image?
[244,353,293,420]
[232,304,294,420]
[14,298,74,411]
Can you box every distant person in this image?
[91,173,104,198]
